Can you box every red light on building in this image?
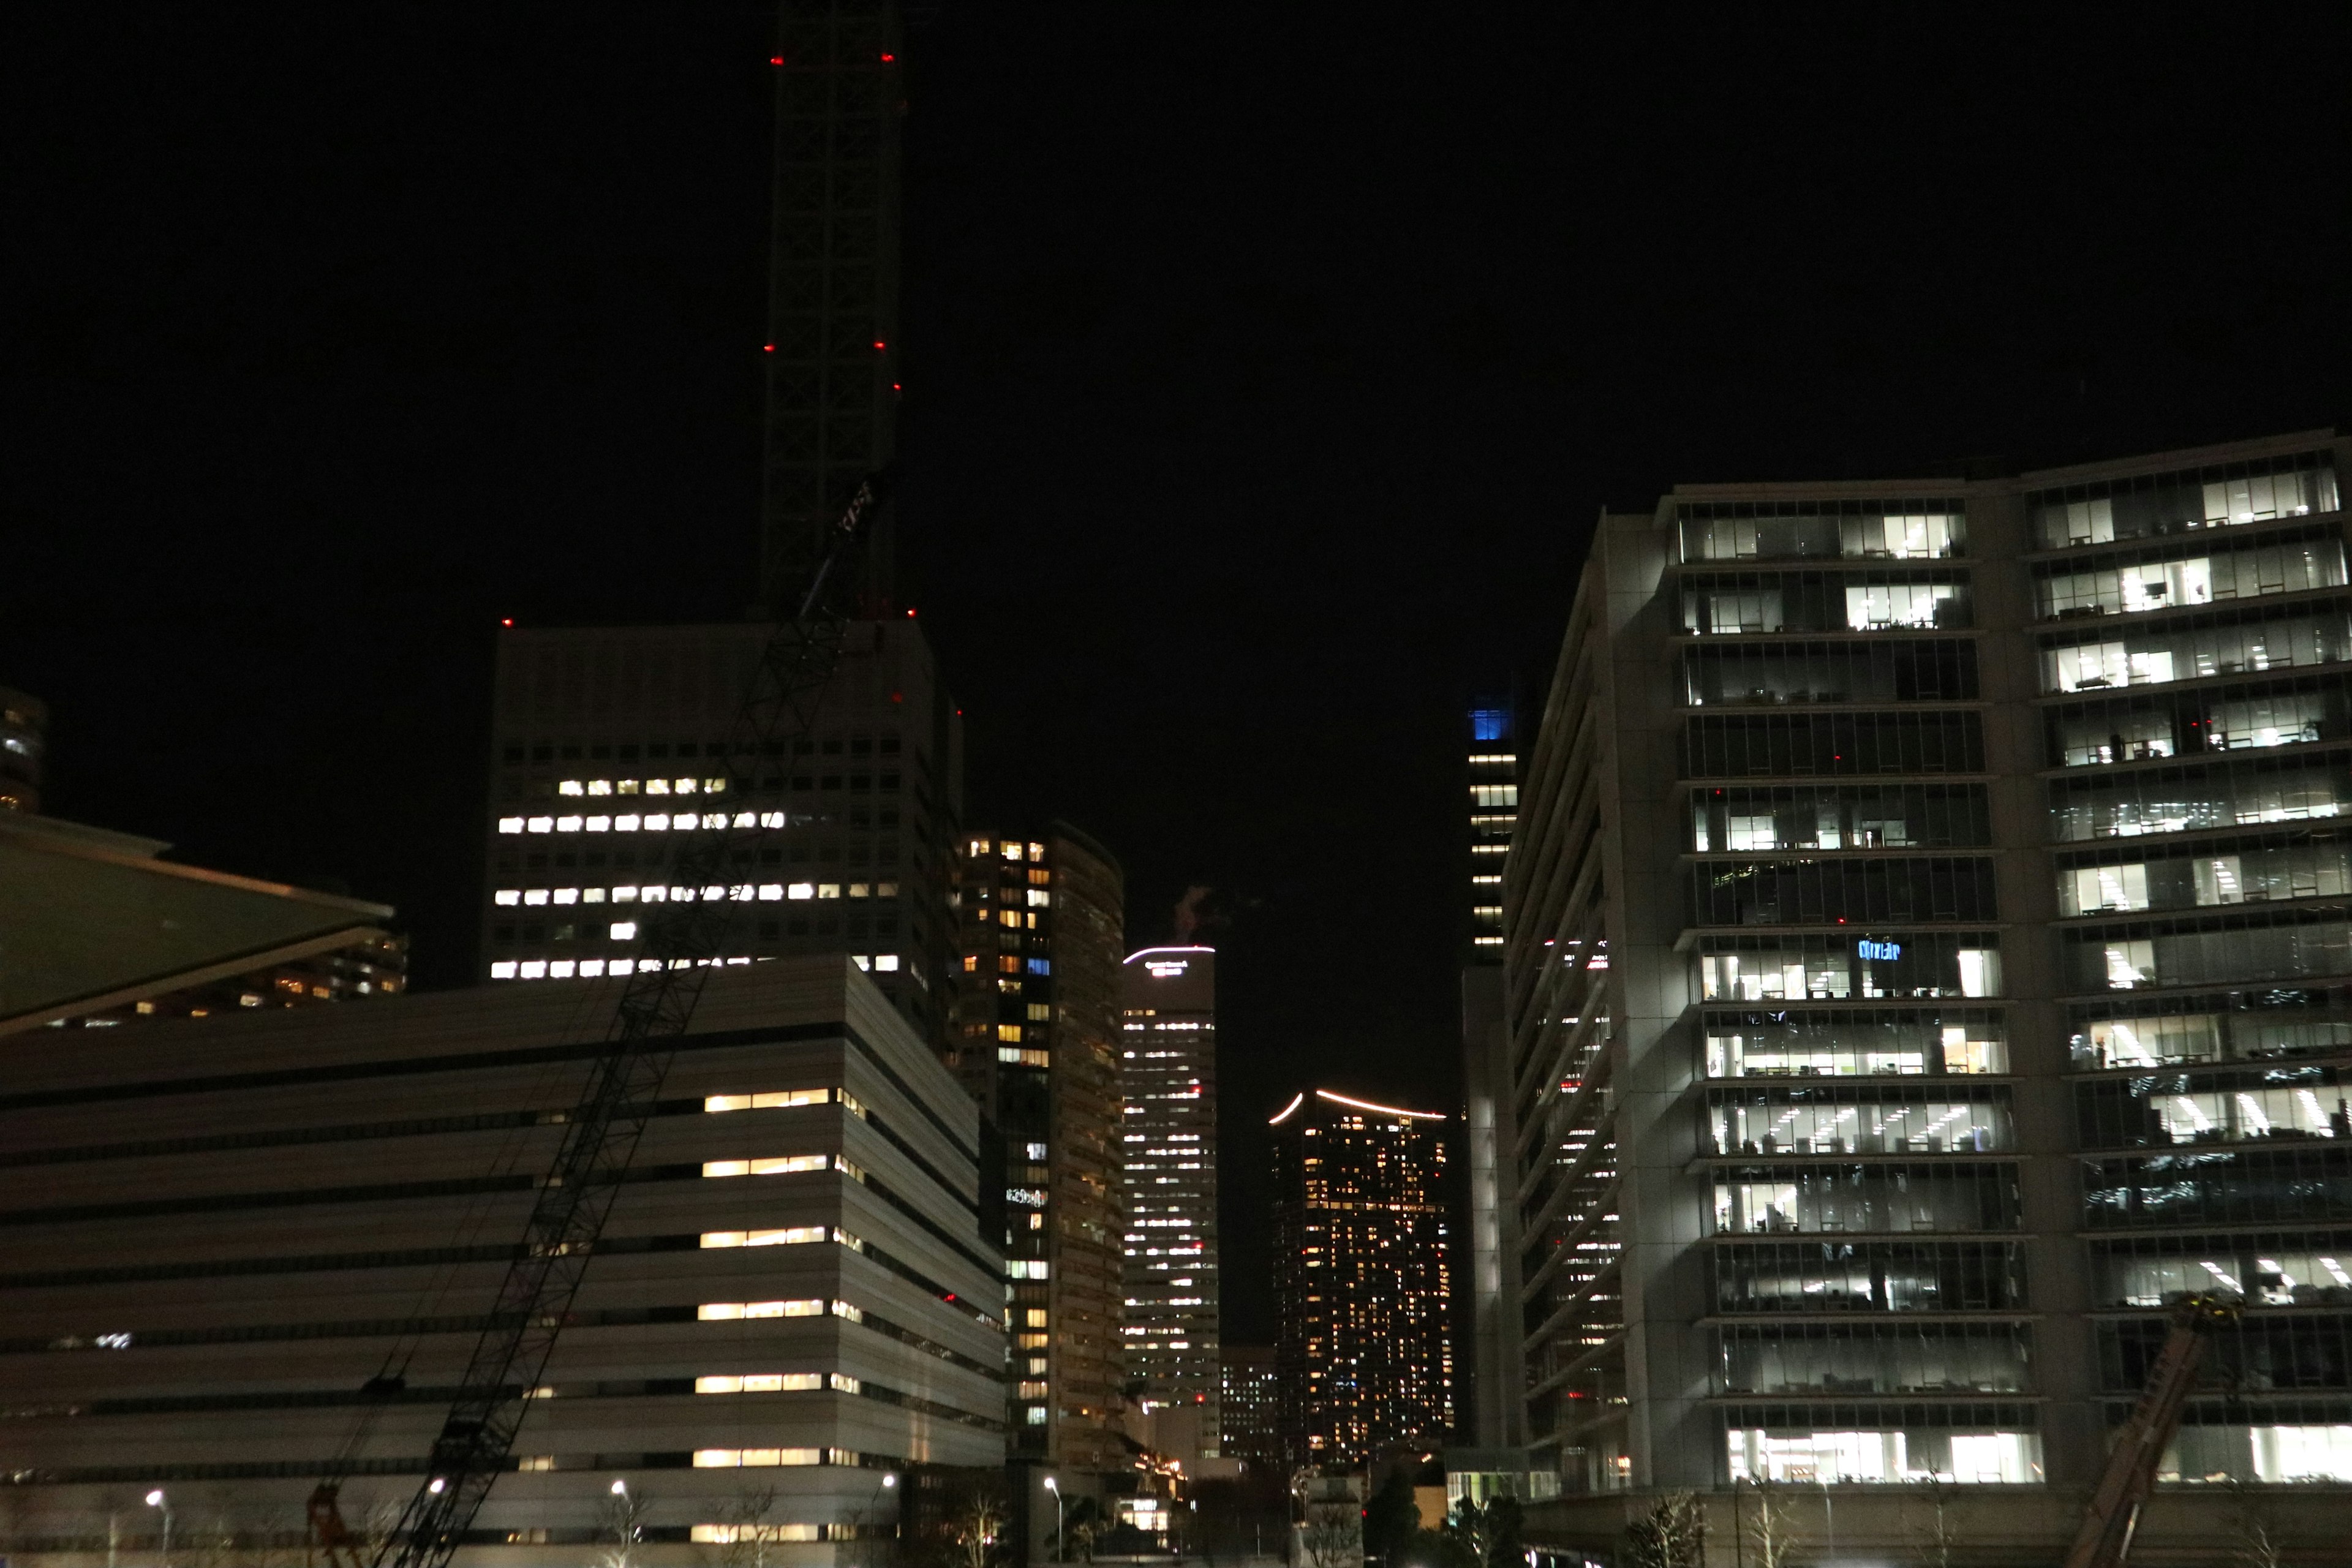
[880,51,895,62]
[500,618,514,628]
[905,607,917,617]
[769,55,784,65]
[762,343,775,353]
[872,339,887,352]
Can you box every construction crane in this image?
[307,473,889,1568]
[2060,1293,2241,1568]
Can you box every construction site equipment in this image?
[2060,1293,2241,1568]
[307,473,888,1568]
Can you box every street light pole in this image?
[1044,1477,1063,1564]
[145,1490,172,1568]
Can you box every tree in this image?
[1298,1503,1361,1568]
[1906,1476,1960,1568]
[706,1486,780,1568]
[1047,1496,1104,1564]
[1441,1498,1521,1568]
[1736,1480,1800,1568]
[1360,1473,1420,1568]
[597,1486,655,1568]
[1623,1491,1705,1568]
[2227,1477,2283,1568]
[943,1482,1008,1568]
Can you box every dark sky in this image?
[4,8,2347,1346]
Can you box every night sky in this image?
[4,9,2347,1346]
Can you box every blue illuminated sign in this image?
[1856,938,1902,962]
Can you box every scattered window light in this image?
[490,961,518,979]
[611,922,638,940]
[495,889,521,907]
[788,883,815,900]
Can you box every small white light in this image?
[145,1491,165,1507]
[884,1474,897,1488]
[428,1479,446,1495]
[611,1480,628,1495]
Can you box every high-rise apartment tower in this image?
[949,826,1128,1469]
[1478,431,2352,1558]
[1270,1088,1455,1468]
[1120,946,1222,1453]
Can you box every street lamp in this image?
[145,1490,172,1568]
[1044,1476,1063,1563]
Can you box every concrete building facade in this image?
[1270,1088,1455,1468]
[947,826,1128,1471]
[0,960,1003,1566]
[1118,945,1221,1455]
[1480,432,2352,1556]
[479,621,962,1050]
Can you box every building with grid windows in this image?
[0,959,1004,1568]
[1270,1088,1455,1468]
[1480,431,2352,1560]
[1119,946,1222,1457]
[1218,1344,1281,1476]
[478,621,962,1050]
[948,826,1128,1471]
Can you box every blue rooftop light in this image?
[1471,707,1510,743]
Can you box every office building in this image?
[478,620,962,1050]
[0,959,1004,1567]
[948,826,1128,1470]
[1460,696,1524,1453]
[1119,945,1222,1455]
[1270,1088,1455,1468]
[1,810,404,1035]
[1,682,43,813]
[1218,1345,1282,1476]
[1482,431,2352,1557]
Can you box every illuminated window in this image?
[998,1024,1023,1042]
[556,816,582,832]
[692,1449,821,1468]
[1027,888,1050,907]
[559,780,584,796]
[647,779,670,796]
[489,961,518,979]
[645,813,671,831]
[526,816,553,834]
[758,883,784,900]
[875,954,900,971]
[548,960,576,978]
[587,780,612,796]
[1027,1003,1051,1021]
[963,956,979,972]
[497,816,526,834]
[701,1155,827,1178]
[818,884,842,899]
[518,960,547,979]
[582,888,606,903]
[675,777,698,794]
[615,814,641,832]
[1001,842,1023,862]
[694,1373,821,1393]
[1000,956,1022,973]
[554,888,579,905]
[699,1226,827,1248]
[609,921,637,941]
[618,780,640,794]
[789,883,815,900]
[697,1300,824,1321]
[495,889,521,906]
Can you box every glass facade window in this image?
[1689,858,1999,927]
[1679,570,1972,635]
[2046,676,2352,766]
[1703,1008,2009,1077]
[2081,1145,2352,1227]
[2036,532,2346,619]
[2047,753,2352,841]
[2075,1066,2352,1150]
[2089,1231,2352,1308]
[1683,712,1985,777]
[1684,641,1978,707]
[2071,998,2352,1069]
[2166,1415,2352,1484]
[1691,784,1992,852]
[1711,1240,2027,1313]
[1708,1084,2015,1156]
[2064,910,2352,992]
[1712,1322,2031,1396]
[2103,1315,2352,1394]
[1699,933,2002,1001]
[1725,1415,2040,1485]
[2057,832,2352,915]
[1709,1162,2022,1235]
[1678,499,1967,564]
[2040,605,2352,694]
[2030,452,2338,549]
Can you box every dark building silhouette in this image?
[1270,1088,1455,1467]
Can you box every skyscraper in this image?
[478,620,963,1049]
[1119,944,1222,1453]
[763,0,904,615]
[949,826,1128,1469]
[1218,1344,1283,1476]
[1460,696,1523,1452]
[1481,431,2352,1556]
[1270,1088,1455,1468]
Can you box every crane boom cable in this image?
[350,475,889,1568]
